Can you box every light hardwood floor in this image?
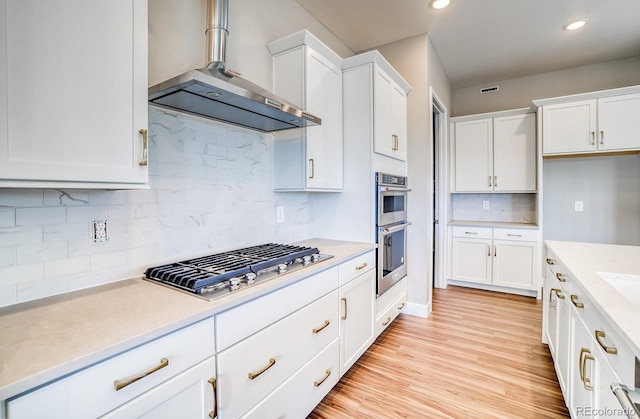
[309,285,569,418]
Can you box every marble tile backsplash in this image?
[451,193,537,224]
[0,107,313,307]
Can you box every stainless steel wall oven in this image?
[376,172,410,297]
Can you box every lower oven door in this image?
[377,222,409,297]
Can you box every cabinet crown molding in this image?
[533,84,640,108]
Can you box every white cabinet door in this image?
[493,113,536,191]
[374,67,408,161]
[451,237,492,284]
[271,34,343,191]
[597,93,640,152]
[339,269,375,376]
[571,311,596,418]
[492,240,535,290]
[0,0,148,187]
[542,100,597,155]
[556,283,571,397]
[101,357,216,419]
[454,118,493,192]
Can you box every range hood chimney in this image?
[148,0,321,132]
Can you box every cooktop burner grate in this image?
[144,243,324,298]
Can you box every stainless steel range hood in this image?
[148,0,321,132]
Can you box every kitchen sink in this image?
[597,272,640,306]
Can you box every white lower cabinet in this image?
[451,226,540,292]
[6,318,216,418]
[101,357,217,419]
[375,277,407,337]
[339,268,375,376]
[544,246,636,418]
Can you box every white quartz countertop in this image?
[545,240,640,356]
[0,238,376,400]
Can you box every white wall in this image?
[452,56,640,117]
[543,154,640,246]
[0,0,354,308]
[376,35,453,313]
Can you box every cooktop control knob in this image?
[312,254,320,262]
[277,263,287,273]
[302,255,312,265]
[229,277,240,291]
[245,272,257,284]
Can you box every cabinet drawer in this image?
[451,226,492,239]
[544,248,572,291]
[7,318,215,418]
[375,291,406,337]
[242,338,340,419]
[339,250,375,286]
[216,266,339,351]
[217,289,339,419]
[493,228,539,242]
[375,277,407,318]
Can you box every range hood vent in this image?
[148,0,321,132]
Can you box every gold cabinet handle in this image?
[507,233,522,237]
[595,330,618,355]
[208,377,217,419]
[138,128,149,166]
[570,294,584,308]
[341,297,348,320]
[308,158,315,179]
[487,244,491,257]
[465,231,478,235]
[494,176,497,188]
[579,347,595,391]
[114,357,169,391]
[556,273,567,282]
[382,316,392,326]
[494,245,497,257]
[248,358,276,380]
[397,302,406,310]
[546,258,555,265]
[391,134,399,151]
[355,262,368,270]
[549,288,564,306]
[600,130,604,145]
[313,369,332,387]
[489,176,492,187]
[591,131,595,145]
[312,320,330,334]
[554,288,565,300]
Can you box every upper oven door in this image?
[378,186,408,226]
[377,222,409,296]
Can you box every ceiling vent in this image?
[480,86,499,94]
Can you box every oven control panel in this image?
[377,172,407,188]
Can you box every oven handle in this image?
[611,383,640,419]
[378,186,412,193]
[380,222,412,234]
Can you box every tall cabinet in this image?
[268,30,343,191]
[0,0,149,188]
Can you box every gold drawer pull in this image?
[382,316,392,326]
[570,294,584,308]
[208,377,217,419]
[554,289,565,300]
[341,297,348,320]
[138,128,149,166]
[579,347,595,391]
[355,262,368,270]
[114,357,169,391]
[465,231,478,235]
[546,258,555,265]
[312,320,330,334]
[314,369,332,387]
[397,302,406,310]
[595,330,618,355]
[556,273,567,282]
[507,233,522,237]
[549,288,565,306]
[248,358,276,380]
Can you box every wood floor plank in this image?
[309,285,569,418]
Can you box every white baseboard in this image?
[402,301,431,318]
[448,280,538,297]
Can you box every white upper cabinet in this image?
[0,0,149,188]
[269,30,343,191]
[453,110,536,193]
[536,87,640,156]
[343,51,411,164]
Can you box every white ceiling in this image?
[294,0,640,88]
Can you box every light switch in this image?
[276,206,285,223]
[574,201,584,212]
[482,200,490,210]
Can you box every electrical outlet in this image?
[93,220,108,243]
[574,201,584,212]
[276,206,285,223]
[482,200,490,210]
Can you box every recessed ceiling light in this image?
[563,18,589,31]
[431,0,450,9]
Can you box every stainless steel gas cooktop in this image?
[144,243,333,301]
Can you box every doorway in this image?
[430,88,448,289]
